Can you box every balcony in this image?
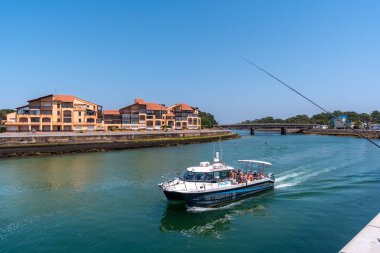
[29,110,41,115]
[61,103,73,108]
[105,120,121,124]
[31,118,40,123]
[41,111,53,115]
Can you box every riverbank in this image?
[303,129,380,139]
[0,130,239,158]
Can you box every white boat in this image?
[159,151,275,207]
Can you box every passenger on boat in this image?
[247,174,254,182]
[237,170,245,183]
[229,170,235,179]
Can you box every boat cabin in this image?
[180,161,234,183]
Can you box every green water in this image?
[1,131,379,252]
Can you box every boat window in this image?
[194,173,203,181]
[180,172,214,182]
[213,171,230,180]
[181,172,195,181]
[203,173,213,181]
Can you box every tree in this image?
[310,112,330,125]
[241,116,284,124]
[200,112,218,128]
[371,110,380,124]
[286,114,310,124]
[0,109,15,120]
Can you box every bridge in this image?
[218,123,317,135]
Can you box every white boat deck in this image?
[339,213,380,253]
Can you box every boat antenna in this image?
[238,55,380,150]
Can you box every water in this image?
[1,131,379,252]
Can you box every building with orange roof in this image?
[168,104,201,130]
[119,98,201,130]
[4,96,201,132]
[5,94,103,132]
[103,110,122,130]
[120,98,168,130]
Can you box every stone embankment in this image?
[303,129,380,139]
[0,130,239,158]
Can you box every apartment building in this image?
[169,103,201,130]
[119,98,201,130]
[120,98,168,130]
[103,110,122,130]
[5,94,103,132]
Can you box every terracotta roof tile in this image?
[171,103,193,111]
[132,98,167,111]
[134,98,145,103]
[145,102,167,111]
[103,110,120,115]
[53,95,76,102]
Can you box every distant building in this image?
[315,124,328,129]
[119,98,201,130]
[103,110,122,130]
[168,104,201,130]
[5,94,103,132]
[4,96,201,132]
[331,115,350,129]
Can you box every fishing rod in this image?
[238,55,380,150]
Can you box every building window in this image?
[31,117,40,122]
[63,111,72,117]
[42,118,51,123]
[63,118,72,123]
[62,103,73,108]
[41,110,52,115]
[79,112,82,116]
[87,118,95,123]
[57,111,60,115]
[79,119,82,123]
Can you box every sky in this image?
[1,0,379,123]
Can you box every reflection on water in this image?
[0,154,106,194]
[160,196,270,239]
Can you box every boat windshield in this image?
[180,170,230,182]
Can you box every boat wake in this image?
[274,163,348,189]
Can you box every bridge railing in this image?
[218,123,317,129]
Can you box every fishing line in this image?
[238,55,380,150]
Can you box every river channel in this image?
[1,131,379,252]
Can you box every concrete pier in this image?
[339,213,380,253]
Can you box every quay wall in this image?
[303,129,380,139]
[0,130,239,158]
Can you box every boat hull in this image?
[163,190,185,201]
[163,180,274,207]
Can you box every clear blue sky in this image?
[1,0,379,123]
